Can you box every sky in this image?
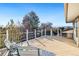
[0,3,72,27]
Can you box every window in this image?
[74,18,78,37]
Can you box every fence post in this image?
[41,29,43,36]
[6,30,9,40]
[34,29,36,38]
[26,29,29,45]
[57,28,59,36]
[44,28,46,36]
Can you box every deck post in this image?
[44,28,46,36]
[50,28,52,36]
[26,29,29,45]
[34,29,36,38]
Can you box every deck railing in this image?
[0,28,62,56]
[0,28,62,49]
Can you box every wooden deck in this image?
[1,36,79,56]
[29,36,79,56]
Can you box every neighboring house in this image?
[62,26,73,39]
[62,30,73,39]
[64,3,79,47]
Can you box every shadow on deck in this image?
[33,36,76,47]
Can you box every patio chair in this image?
[4,38,20,56]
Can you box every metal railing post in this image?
[38,48,40,56]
